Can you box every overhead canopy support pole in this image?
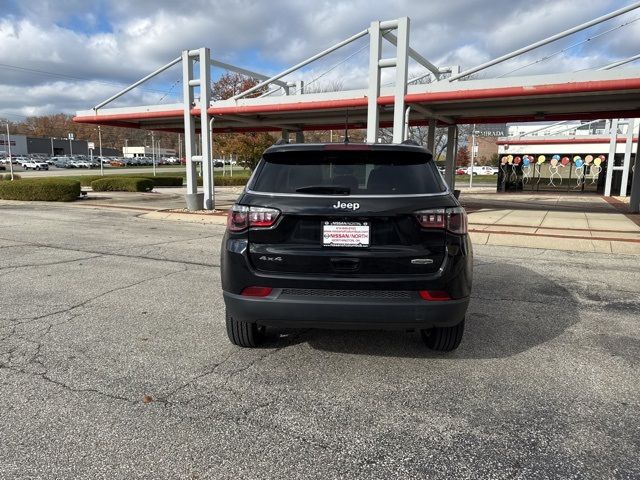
[630,127,640,212]
[444,125,457,188]
[382,31,440,79]
[604,118,619,197]
[427,119,436,153]
[200,48,214,210]
[598,53,640,70]
[392,17,410,143]
[94,56,181,111]
[448,1,640,81]
[210,59,288,87]
[620,118,636,197]
[233,28,368,100]
[367,21,382,143]
[182,50,199,209]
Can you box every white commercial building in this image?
[123,146,176,158]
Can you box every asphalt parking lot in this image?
[0,203,638,479]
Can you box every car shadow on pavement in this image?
[282,262,580,359]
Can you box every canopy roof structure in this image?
[73,5,640,211]
[74,69,640,133]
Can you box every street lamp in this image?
[98,126,103,176]
[1,119,14,180]
[151,130,156,176]
[469,124,476,189]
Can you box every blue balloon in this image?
[523,158,530,166]
[552,154,560,160]
[575,159,584,168]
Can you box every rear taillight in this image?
[241,286,273,297]
[415,207,467,234]
[227,205,280,232]
[227,205,249,232]
[419,290,452,301]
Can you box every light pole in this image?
[50,137,54,156]
[124,138,128,157]
[2,120,14,180]
[151,130,156,176]
[68,133,73,156]
[469,124,476,189]
[98,126,104,176]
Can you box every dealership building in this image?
[0,134,119,157]
[123,146,176,158]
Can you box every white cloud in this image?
[0,0,637,119]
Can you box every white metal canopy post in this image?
[630,132,640,212]
[200,48,214,210]
[620,118,636,197]
[392,17,410,143]
[604,118,619,197]
[444,125,457,188]
[367,21,382,143]
[182,50,199,209]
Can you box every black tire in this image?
[225,311,264,347]
[421,318,465,352]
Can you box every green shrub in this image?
[196,175,249,186]
[146,176,183,187]
[76,174,183,187]
[91,177,154,192]
[0,178,80,202]
[1,173,22,181]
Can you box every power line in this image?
[497,14,640,78]
[261,40,369,97]
[0,62,179,95]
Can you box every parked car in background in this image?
[52,157,71,168]
[69,159,91,168]
[455,167,466,175]
[110,159,125,167]
[214,159,224,168]
[23,160,49,170]
[465,165,498,176]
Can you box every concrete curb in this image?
[139,210,228,224]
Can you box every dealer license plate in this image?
[322,221,370,248]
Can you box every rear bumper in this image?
[223,290,469,330]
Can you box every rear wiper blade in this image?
[295,185,351,195]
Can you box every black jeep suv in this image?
[221,142,472,351]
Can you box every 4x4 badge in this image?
[332,201,360,210]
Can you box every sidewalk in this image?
[67,188,640,254]
[462,193,640,254]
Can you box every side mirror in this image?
[454,189,461,199]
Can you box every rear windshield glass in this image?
[250,150,446,195]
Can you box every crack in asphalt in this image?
[0,266,192,405]
[0,236,219,268]
[0,255,103,271]
[160,330,311,407]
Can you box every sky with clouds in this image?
[0,0,638,120]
